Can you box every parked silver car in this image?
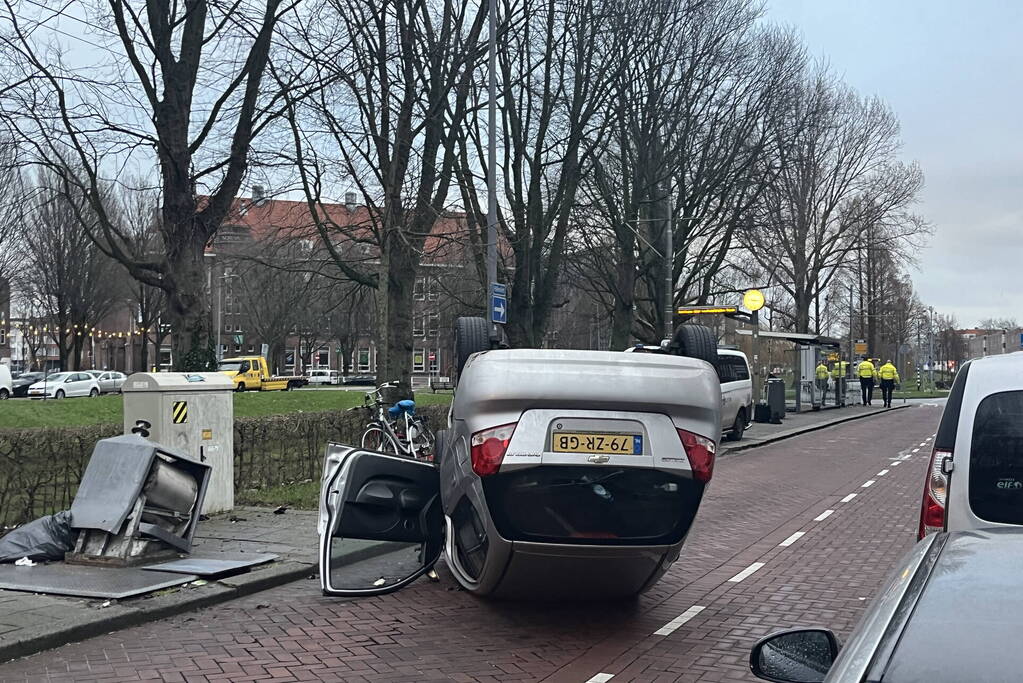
[87,370,127,394]
[750,529,1023,683]
[918,352,1023,538]
[319,322,722,600]
[27,372,101,399]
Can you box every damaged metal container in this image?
[66,434,211,567]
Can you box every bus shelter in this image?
[736,330,845,412]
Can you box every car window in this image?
[969,390,1023,525]
[731,357,750,381]
[717,358,735,384]
[935,361,971,451]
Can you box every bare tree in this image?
[1,0,301,369]
[741,66,927,333]
[285,0,487,394]
[978,317,1019,330]
[117,182,166,372]
[18,174,122,369]
[576,0,803,346]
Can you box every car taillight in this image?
[918,448,952,539]
[677,428,716,483]
[470,423,517,477]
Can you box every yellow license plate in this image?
[552,432,642,455]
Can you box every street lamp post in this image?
[486,0,498,341]
[929,306,935,390]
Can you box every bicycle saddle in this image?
[387,399,416,417]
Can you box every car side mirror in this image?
[750,629,839,683]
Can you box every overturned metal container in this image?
[66,434,211,567]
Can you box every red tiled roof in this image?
[209,196,471,264]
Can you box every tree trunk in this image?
[139,333,149,373]
[166,237,216,371]
[609,245,636,350]
[377,233,417,398]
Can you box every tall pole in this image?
[486,0,498,338]
[929,306,935,389]
[664,191,673,340]
[215,275,223,362]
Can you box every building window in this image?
[220,344,227,356]
[357,348,371,372]
[235,324,242,332]
[0,328,6,346]
[247,345,255,354]
[428,349,439,373]
[285,349,296,368]
[317,348,329,366]
[225,321,232,332]
[427,277,439,301]
[235,344,241,353]
[413,348,425,373]
[413,314,425,337]
[428,313,439,336]
[414,277,425,301]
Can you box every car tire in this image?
[55,389,65,399]
[89,388,99,397]
[669,323,718,366]
[236,382,246,392]
[0,388,8,400]
[728,409,746,441]
[455,316,490,377]
[434,429,449,466]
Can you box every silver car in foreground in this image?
[750,529,1023,683]
[319,342,721,600]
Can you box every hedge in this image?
[0,404,448,529]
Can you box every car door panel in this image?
[319,444,442,596]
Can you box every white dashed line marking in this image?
[862,480,876,488]
[587,674,615,683]
[919,442,928,447]
[892,462,901,466]
[654,605,706,636]
[840,493,857,503]
[912,448,920,453]
[779,532,806,547]
[877,469,889,476]
[814,509,835,522]
[728,563,766,583]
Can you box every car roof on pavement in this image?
[879,529,1023,682]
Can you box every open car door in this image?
[318,444,443,597]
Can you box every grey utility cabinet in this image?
[122,372,234,513]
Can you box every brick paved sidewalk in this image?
[721,403,907,454]
[0,507,320,663]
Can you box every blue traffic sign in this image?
[491,283,508,324]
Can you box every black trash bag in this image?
[0,510,75,563]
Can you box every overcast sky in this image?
[764,0,1022,328]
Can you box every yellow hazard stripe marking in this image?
[172,401,188,423]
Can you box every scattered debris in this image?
[427,569,439,582]
[198,514,210,522]
[99,601,111,608]
[373,577,387,587]
[14,557,36,567]
[228,516,248,523]
[255,602,270,609]
[272,505,289,515]
[0,511,75,563]
[190,579,209,587]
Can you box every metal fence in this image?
[1,405,449,529]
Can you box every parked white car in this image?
[306,368,340,385]
[27,372,102,399]
[87,370,127,393]
[919,352,1023,538]
[717,349,753,441]
[0,364,12,400]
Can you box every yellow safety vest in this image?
[878,363,900,382]
[831,361,847,379]
[858,360,875,378]
[815,364,829,380]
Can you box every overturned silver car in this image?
[319,323,721,600]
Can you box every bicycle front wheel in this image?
[361,425,400,454]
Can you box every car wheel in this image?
[89,388,99,397]
[236,382,246,392]
[455,316,491,377]
[728,409,746,441]
[0,388,8,400]
[669,323,718,367]
[55,389,65,399]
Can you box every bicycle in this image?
[359,381,435,461]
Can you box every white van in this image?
[306,368,340,385]
[717,349,753,441]
[0,363,11,400]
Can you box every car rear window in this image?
[482,467,703,545]
[717,356,749,384]
[969,391,1023,525]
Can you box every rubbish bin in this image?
[122,372,234,513]
[766,378,786,424]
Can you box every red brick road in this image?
[0,406,939,682]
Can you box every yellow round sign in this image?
[743,289,765,311]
